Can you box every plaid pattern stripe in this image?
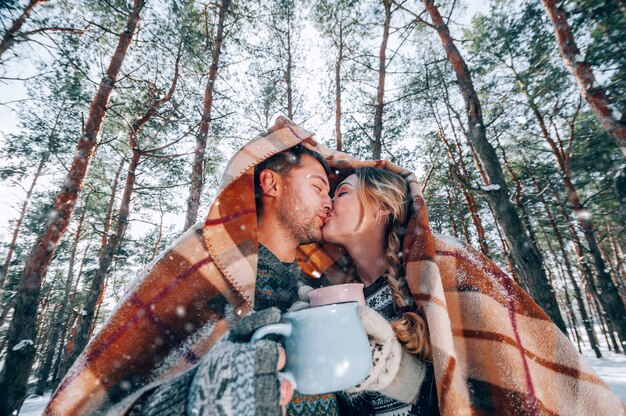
[46,117,624,415]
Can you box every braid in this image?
[385,221,432,360]
[385,222,405,308]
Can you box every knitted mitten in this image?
[229,307,282,342]
[347,306,427,404]
[137,309,286,416]
[287,283,314,312]
[187,338,281,416]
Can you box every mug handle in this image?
[250,322,292,341]
[250,323,297,391]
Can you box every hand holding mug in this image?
[251,302,372,395]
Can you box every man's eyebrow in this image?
[310,174,329,187]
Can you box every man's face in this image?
[277,154,332,245]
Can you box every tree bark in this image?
[0,1,145,412]
[421,0,567,334]
[35,205,87,395]
[372,0,392,160]
[184,0,231,230]
[0,153,47,291]
[541,0,626,157]
[485,203,518,283]
[605,220,626,285]
[587,289,615,352]
[0,0,47,59]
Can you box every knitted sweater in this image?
[255,244,340,416]
[361,276,439,416]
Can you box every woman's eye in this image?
[338,191,347,197]
[314,185,322,192]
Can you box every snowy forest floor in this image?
[18,339,626,415]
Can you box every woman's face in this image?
[322,174,380,245]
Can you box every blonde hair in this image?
[354,167,431,360]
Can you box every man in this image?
[128,144,343,415]
[250,144,339,414]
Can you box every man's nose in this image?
[322,194,332,213]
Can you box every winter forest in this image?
[0,0,625,413]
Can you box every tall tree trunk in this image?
[561,285,583,353]
[0,0,47,59]
[559,199,623,353]
[67,150,140,369]
[450,177,472,244]
[0,1,144,412]
[540,0,626,157]
[517,71,626,339]
[35,304,60,396]
[99,159,125,257]
[372,0,392,160]
[499,147,541,255]
[420,0,567,333]
[605,220,626,283]
[560,160,626,341]
[35,205,87,395]
[486,203,518,283]
[440,68,490,185]
[184,0,231,230]
[445,187,459,238]
[150,197,165,261]
[587,289,614,351]
[334,22,344,152]
[436,127,490,255]
[55,234,94,383]
[0,153,48,291]
[530,176,602,357]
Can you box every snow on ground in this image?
[582,346,626,402]
[18,393,50,416]
[18,344,625,415]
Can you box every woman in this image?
[321,167,439,416]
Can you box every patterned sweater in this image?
[255,244,340,416]
[361,276,439,416]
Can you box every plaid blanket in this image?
[46,117,624,415]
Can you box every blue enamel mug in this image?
[251,301,372,395]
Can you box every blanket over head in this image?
[46,117,624,416]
